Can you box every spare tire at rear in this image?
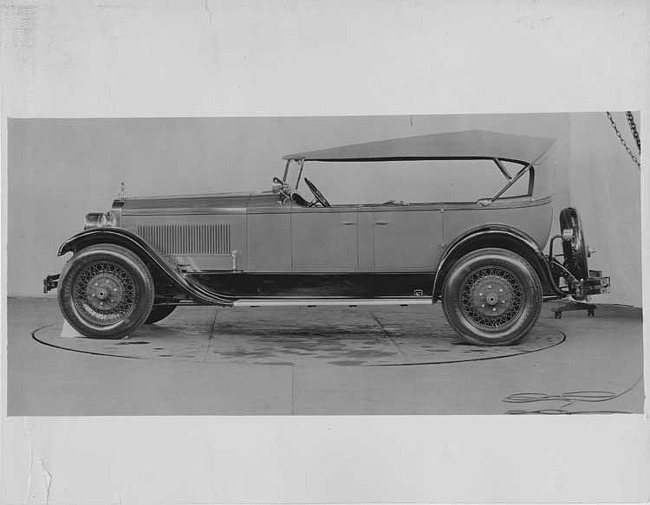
[559,207,589,281]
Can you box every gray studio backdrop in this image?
[7,113,641,306]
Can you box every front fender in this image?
[59,227,152,257]
[58,228,234,306]
[432,225,564,301]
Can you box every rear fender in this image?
[433,225,563,301]
[58,228,233,306]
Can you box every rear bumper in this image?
[580,270,610,297]
[43,274,60,294]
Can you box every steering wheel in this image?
[303,177,331,208]
[272,176,284,185]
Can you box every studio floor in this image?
[6,297,645,416]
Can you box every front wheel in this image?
[57,244,154,339]
[442,248,542,346]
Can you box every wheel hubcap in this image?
[72,261,136,326]
[461,267,523,329]
[86,274,124,311]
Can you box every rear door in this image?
[361,205,443,272]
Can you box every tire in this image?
[442,248,543,346]
[57,244,154,339]
[145,305,177,324]
[559,207,589,281]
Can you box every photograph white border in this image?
[1,1,648,503]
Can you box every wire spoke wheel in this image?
[460,268,524,330]
[58,244,154,339]
[443,248,542,346]
[72,261,137,326]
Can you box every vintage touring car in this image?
[44,130,609,345]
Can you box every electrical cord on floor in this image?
[503,374,643,415]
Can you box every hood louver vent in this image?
[136,222,232,255]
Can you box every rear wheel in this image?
[57,244,154,339]
[145,305,177,324]
[442,248,542,345]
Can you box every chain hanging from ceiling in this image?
[606,111,640,169]
[625,111,641,152]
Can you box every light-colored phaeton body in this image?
[45,130,609,345]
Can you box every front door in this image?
[290,207,358,272]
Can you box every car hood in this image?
[117,191,279,214]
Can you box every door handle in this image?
[375,221,389,225]
[342,221,356,225]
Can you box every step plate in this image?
[232,297,433,308]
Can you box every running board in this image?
[233,297,433,308]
